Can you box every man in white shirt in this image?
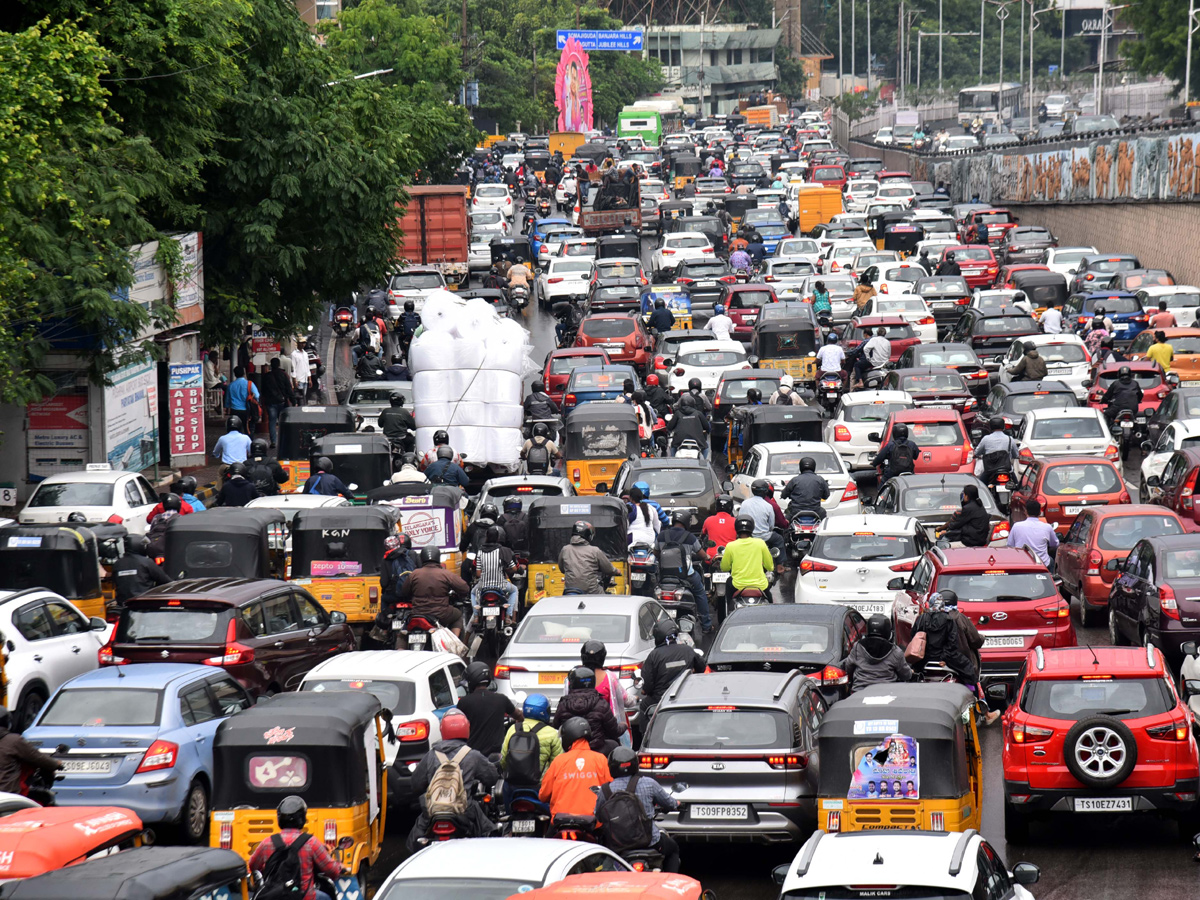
[706,303,735,342]
[1039,302,1063,334]
[289,338,312,403]
[855,327,891,388]
[816,333,845,374]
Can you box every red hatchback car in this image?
[872,409,974,476]
[842,316,920,361]
[1085,361,1171,416]
[999,645,1199,842]
[941,245,998,289]
[541,347,610,402]
[809,165,846,190]
[1147,447,1200,533]
[721,284,777,342]
[1010,456,1131,535]
[574,312,653,371]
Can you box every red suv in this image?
[890,547,1074,683]
[871,410,974,476]
[541,347,610,402]
[574,312,653,371]
[720,284,777,342]
[999,645,1199,842]
[941,244,998,289]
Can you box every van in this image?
[788,184,843,235]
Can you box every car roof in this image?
[525,594,648,615]
[51,663,215,690]
[678,340,745,353]
[843,390,913,403]
[1023,406,1100,420]
[133,577,285,606]
[789,830,975,891]
[910,342,974,353]
[893,473,981,490]
[303,650,460,681]
[935,546,1042,569]
[817,514,920,535]
[890,408,963,422]
[32,470,132,485]
[666,670,806,707]
[1033,645,1165,677]
[892,366,963,379]
[393,837,606,881]
[998,380,1074,393]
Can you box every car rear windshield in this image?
[876,298,928,314]
[28,482,115,507]
[550,355,603,375]
[1153,291,1200,308]
[679,349,746,368]
[670,236,710,249]
[900,373,964,393]
[349,387,409,405]
[1097,515,1184,551]
[1169,337,1200,355]
[717,622,832,655]
[1082,296,1139,313]
[681,262,729,277]
[1096,372,1161,390]
[780,240,819,255]
[905,421,964,447]
[770,262,814,276]
[377,880,533,900]
[1041,463,1122,495]
[784,891,971,900]
[1023,677,1173,721]
[1164,549,1200,578]
[303,679,416,715]
[977,212,1013,224]
[730,292,772,309]
[564,242,595,256]
[1123,272,1174,289]
[597,262,641,278]
[952,247,993,261]
[937,571,1056,601]
[914,349,977,367]
[389,273,442,290]
[918,279,969,295]
[476,186,508,198]
[650,708,794,750]
[812,534,917,561]
[118,606,223,643]
[844,401,909,423]
[470,211,501,224]
[632,468,711,497]
[718,379,780,402]
[581,319,634,338]
[901,485,987,513]
[765,451,841,475]
[514,613,630,644]
[552,260,593,274]
[1030,416,1105,440]
[1039,343,1087,364]
[39,688,161,727]
[570,370,630,390]
[977,316,1037,334]
[593,287,638,303]
[1004,391,1078,414]
[882,267,924,284]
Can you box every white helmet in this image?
[779,374,794,389]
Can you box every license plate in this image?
[982,635,1026,649]
[1136,415,1147,424]
[408,633,427,647]
[539,672,567,685]
[1113,323,1128,332]
[1075,797,1132,812]
[712,572,730,584]
[697,281,716,287]
[59,759,112,774]
[1063,505,1083,515]
[1047,366,1069,373]
[827,392,839,398]
[691,804,748,820]
[963,268,981,275]
[744,316,758,324]
[854,602,890,615]
[631,572,647,584]
[483,607,500,618]
[512,819,537,834]
[392,619,405,630]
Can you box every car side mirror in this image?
[1186,680,1200,699]
[1168,373,1182,387]
[595,482,609,494]
[329,610,348,625]
[1141,440,1154,454]
[986,683,1010,705]
[721,480,734,492]
[747,355,760,367]
[725,463,739,475]
[1012,863,1040,886]
[772,864,790,885]
[89,616,108,632]
[1146,475,1162,488]
[1183,641,1198,659]
[1105,558,1123,572]
[868,432,881,443]
[1081,379,1093,388]
[886,577,907,591]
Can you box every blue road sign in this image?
[556,29,644,51]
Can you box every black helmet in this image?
[671,510,690,527]
[573,521,595,542]
[655,298,666,309]
[485,525,505,545]
[479,503,500,521]
[746,388,762,403]
[989,415,1006,432]
[437,445,454,461]
[401,452,419,468]
[608,746,639,779]
[226,415,242,432]
[734,514,755,536]
[1014,291,1027,304]
[229,462,249,479]
[251,438,269,458]
[126,534,148,555]
[716,495,733,514]
[390,393,405,407]
[751,479,771,497]
[175,475,197,495]
[162,493,183,512]
[560,716,593,748]
[799,457,816,473]
[433,429,450,445]
[1119,365,1132,381]
[567,666,597,691]
[533,422,549,438]
[503,497,522,514]
[581,639,607,669]
[934,589,959,610]
[945,251,956,261]
[866,613,893,642]
[688,377,702,393]
[277,795,307,829]
[316,456,334,472]
[404,300,415,312]
[652,617,680,646]
[66,511,87,523]
[464,660,492,689]
[418,546,441,566]
[893,423,909,442]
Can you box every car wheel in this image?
[1077,591,1099,628]
[1063,715,1138,789]
[16,687,46,731]
[182,780,210,844]
[1003,801,1030,844]
[1108,606,1128,645]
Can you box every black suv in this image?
[892,342,991,398]
[586,281,642,313]
[946,308,1040,372]
[609,458,725,530]
[913,276,972,333]
[974,380,1079,432]
[675,258,735,317]
[638,670,826,843]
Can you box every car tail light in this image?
[827,810,841,831]
[720,275,738,284]
[767,754,808,769]
[493,664,523,680]
[840,481,858,502]
[1148,717,1189,741]
[1037,600,1070,619]
[639,754,670,769]
[1012,723,1054,743]
[1118,489,1131,504]
[136,739,178,773]
[987,521,1010,542]
[831,261,841,272]
[548,277,564,284]
[917,316,935,325]
[955,297,969,305]
[204,621,254,667]
[98,642,127,666]
[820,665,848,685]
[800,559,837,573]
[219,821,233,848]
[930,811,945,832]
[324,819,337,845]
[618,664,640,677]
[107,514,125,525]
[674,368,686,376]
[1018,447,1035,463]
[431,820,457,838]
[676,277,693,285]
[834,425,852,442]
[1036,493,1050,513]
[702,248,714,254]
[890,560,917,572]
[396,719,430,742]
[1087,550,1103,577]
[1160,583,1181,620]
[572,467,581,482]
[662,249,675,256]
[564,393,576,407]
[1104,444,1119,460]
[959,443,971,467]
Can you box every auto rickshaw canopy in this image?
[277,406,357,461]
[527,495,629,561]
[740,405,827,447]
[658,201,694,223]
[0,524,106,599]
[510,872,711,900]
[312,433,394,496]
[377,486,465,553]
[817,683,975,799]
[750,319,821,358]
[596,234,641,260]
[0,847,249,900]
[1010,269,1068,309]
[563,405,640,461]
[290,506,399,579]
[883,222,925,254]
[212,691,383,810]
[573,142,612,164]
[490,237,535,266]
[0,807,143,881]
[670,155,704,179]
[869,209,912,242]
[161,508,285,580]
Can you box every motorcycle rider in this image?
[706,303,734,342]
[355,345,384,380]
[839,614,912,692]
[917,248,934,274]
[464,526,520,626]
[640,619,705,714]
[643,374,671,418]
[214,462,258,507]
[462,502,504,554]
[113,534,172,605]
[169,475,206,512]
[855,326,892,388]
[853,271,877,314]
[583,641,631,748]
[521,422,561,475]
[499,496,530,556]
[211,416,251,466]
[667,394,711,458]
[551,667,623,753]
[246,438,288,497]
[632,482,671,527]
[522,382,561,436]
[559,521,618,595]
[700,495,737,561]
[483,265,507,291]
[719,515,774,617]
[302,456,355,499]
[729,245,752,274]
[458,661,522,757]
[676,377,713,416]
[419,430,461,469]
[1101,364,1144,425]
[373,534,417,638]
[249,796,348,900]
[627,486,661,547]
[872,422,919,480]
[595,748,681,873]
[1146,330,1174,373]
[539,718,611,820]
[397,300,421,350]
[657,511,713,633]
[400,546,470,637]
[378,393,416,447]
[553,296,584,347]
[424,445,470,489]
[935,250,961,276]
[647,299,675,334]
[937,484,992,548]
[768,373,801,406]
[810,281,832,319]
[1006,341,1047,382]
[391,452,429,484]
[739,479,787,561]
[910,591,977,686]
[501,694,562,795]
[507,259,533,302]
[817,331,846,380]
[780,456,830,521]
[974,415,1018,486]
[407,710,499,848]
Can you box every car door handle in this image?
[273,641,285,648]
[71,646,80,654]
[32,655,42,663]
[195,736,206,743]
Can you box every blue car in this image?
[562,364,641,409]
[754,221,793,255]
[530,217,575,258]
[24,664,253,841]
[1065,291,1146,344]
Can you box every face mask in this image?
[961,494,969,506]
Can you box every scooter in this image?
[477,586,513,658]
[629,543,658,597]
[333,307,355,337]
[656,579,699,642]
[786,510,822,560]
[673,438,704,460]
[1110,408,1142,461]
[509,283,529,311]
[536,196,551,218]
[817,371,844,413]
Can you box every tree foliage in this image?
[1123,0,1192,97]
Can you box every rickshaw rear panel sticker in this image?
[250,755,307,787]
[853,719,899,735]
[263,726,295,745]
[398,509,453,547]
[311,561,362,577]
[848,734,920,800]
[5,537,40,548]
[561,504,592,515]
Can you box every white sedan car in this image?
[873,294,937,343]
[1044,245,1098,278]
[774,237,821,264]
[472,184,514,219]
[1139,419,1200,499]
[793,514,929,616]
[731,441,861,518]
[651,232,714,275]
[1012,406,1119,477]
[538,257,593,304]
[667,340,751,392]
[843,179,879,212]
[555,237,597,259]
[824,390,915,470]
[19,467,157,534]
[873,261,927,298]
[997,333,1090,398]
[1137,285,1200,327]
[798,274,857,323]
[821,241,876,276]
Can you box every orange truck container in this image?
[792,185,844,235]
[744,105,781,127]
[397,185,470,290]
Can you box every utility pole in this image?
[461,0,469,69]
[1059,4,1066,81]
[851,0,856,88]
[939,0,944,93]
[997,2,1010,88]
[1187,0,1200,104]
[699,13,706,116]
[979,0,985,83]
[1097,5,1129,114]
[838,0,844,92]
[867,0,872,92]
[898,0,905,103]
[1018,0,1024,100]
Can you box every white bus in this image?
[957,83,1023,127]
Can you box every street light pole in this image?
[1186,0,1200,104]
[867,0,873,92]
[838,0,844,91]
[1097,5,1129,115]
[1059,4,1066,81]
[939,0,944,93]
[851,0,856,87]
[980,0,986,84]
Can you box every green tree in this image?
[1124,0,1192,98]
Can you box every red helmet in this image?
[440,711,470,741]
[646,374,659,386]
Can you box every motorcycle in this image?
[554,314,578,349]
[536,196,551,218]
[863,366,888,390]
[1110,408,1143,461]
[503,786,550,837]
[333,307,356,337]
[656,580,699,642]
[629,543,658,597]
[477,586,514,658]
[817,371,844,413]
[786,510,822,561]
[547,813,601,842]
[919,660,962,685]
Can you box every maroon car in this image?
[881,367,980,426]
[720,284,778,342]
[101,579,356,695]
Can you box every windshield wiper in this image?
[860,553,899,561]
[134,635,175,642]
[1092,708,1135,716]
[990,595,1030,603]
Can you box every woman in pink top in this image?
[583,639,631,748]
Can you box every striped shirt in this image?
[476,545,514,588]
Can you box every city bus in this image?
[957,82,1023,127]
[618,105,672,146]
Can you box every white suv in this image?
[20,467,157,534]
[825,390,915,470]
[1012,406,1118,477]
[538,257,594,305]
[997,333,1090,399]
[731,441,861,517]
[775,829,1040,899]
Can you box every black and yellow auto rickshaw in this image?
[162,508,286,580]
[659,200,694,226]
[277,406,358,492]
[727,404,827,469]
[1010,269,1068,316]
[525,150,552,180]
[563,404,640,495]
[289,506,399,628]
[724,195,758,235]
[0,523,123,622]
[869,209,912,249]
[749,316,822,383]
[883,222,925,258]
[816,683,983,834]
[211,692,387,880]
[526,495,630,603]
[574,142,611,165]
[377,485,467,574]
[670,155,704,193]
[490,236,535,272]
[311,433,394,502]
[596,234,641,260]
[0,847,252,900]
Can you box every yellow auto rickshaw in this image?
[526,495,629,604]
[0,523,124,622]
[276,406,357,492]
[816,683,983,834]
[211,692,387,882]
[376,485,467,575]
[289,505,400,628]
[670,154,704,194]
[641,286,693,330]
[749,315,822,384]
[563,404,640,495]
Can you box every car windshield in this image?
[729,292,772,309]
[476,186,508,198]
[1024,678,1172,721]
[939,570,1056,601]
[1083,296,1139,313]
[953,247,993,261]
[118,607,222,643]
[876,299,928,314]
[631,468,711,497]
[904,421,964,447]
[581,319,634,338]
[389,272,443,290]
[1075,115,1120,132]
[717,622,832,655]
[812,534,916,560]
[471,211,501,224]
[377,880,542,900]
[1096,372,1161,390]
[597,262,641,278]
[1042,463,1121,495]
[650,708,794,750]
[669,236,710,249]
[349,387,409,405]
[550,355,604,375]
[913,349,977,366]
[769,263,814,276]
[28,482,115,507]
[844,401,909,423]
[1153,291,1200,308]
[303,679,416,715]
[38,688,161,727]
[764,451,841,475]
[681,263,729,277]
[1169,337,1200,355]
[977,316,1037,333]
[779,240,819,255]
[1038,343,1087,364]
[718,379,780,402]
[679,349,746,367]
[900,373,964,393]
[977,212,1013,225]
[564,243,595,256]
[918,279,969,295]
[901,485,985,512]
[1030,416,1105,440]
[1097,515,1184,552]
[514,613,630,644]
[552,260,593,275]
[1005,392,1078,414]
[881,267,924,284]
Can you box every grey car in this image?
[639,670,826,843]
[761,258,816,300]
[868,472,1006,543]
[346,380,414,431]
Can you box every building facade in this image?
[644,24,781,116]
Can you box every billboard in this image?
[555,29,643,51]
[104,358,158,472]
[556,37,594,133]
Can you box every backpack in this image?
[505,721,545,786]
[255,832,311,900]
[424,746,471,817]
[887,441,916,475]
[596,775,655,853]
[248,461,278,496]
[526,438,550,474]
[980,446,1013,479]
[657,542,689,580]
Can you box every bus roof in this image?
[958,82,1023,93]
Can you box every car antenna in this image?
[578,600,586,610]
[1087,643,1100,667]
